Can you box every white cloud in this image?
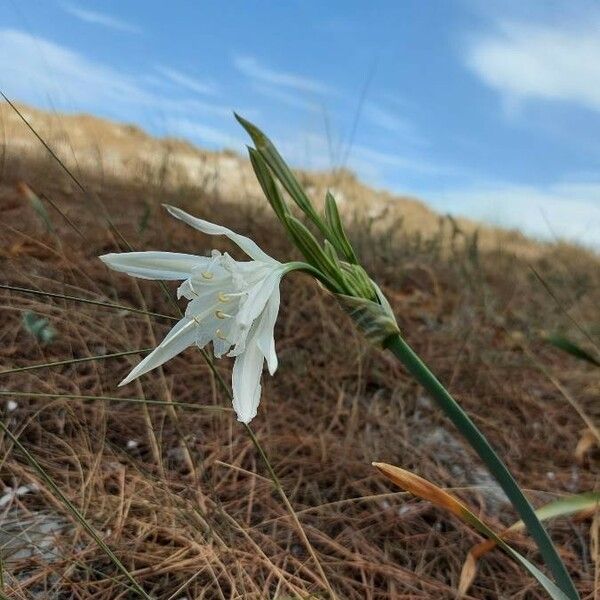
[165,118,246,150]
[429,181,600,249]
[0,29,231,122]
[234,55,332,95]
[363,103,412,135]
[0,29,152,112]
[271,129,448,184]
[252,83,322,112]
[467,19,600,113]
[59,3,141,34]
[350,143,442,175]
[155,65,217,96]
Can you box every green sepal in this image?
[323,239,341,268]
[285,216,345,292]
[247,147,290,224]
[324,191,357,263]
[235,113,330,238]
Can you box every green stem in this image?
[384,333,578,600]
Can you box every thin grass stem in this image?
[243,423,336,598]
[0,390,230,412]
[0,284,178,321]
[0,348,152,377]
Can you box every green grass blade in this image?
[525,492,600,524]
[545,334,600,367]
[384,333,579,599]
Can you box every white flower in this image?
[100,204,288,423]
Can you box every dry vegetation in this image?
[0,105,599,599]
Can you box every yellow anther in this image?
[201,271,214,280]
[218,292,231,303]
[216,329,227,340]
[215,310,230,320]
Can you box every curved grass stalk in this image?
[385,333,579,600]
[191,337,337,595]
[0,283,178,321]
[201,352,336,596]
[0,348,152,377]
[0,390,231,412]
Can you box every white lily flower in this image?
[100,204,289,423]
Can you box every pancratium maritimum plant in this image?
[232,114,579,600]
[101,204,315,423]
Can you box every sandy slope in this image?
[0,101,570,257]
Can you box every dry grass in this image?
[0,147,599,599]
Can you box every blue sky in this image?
[1,1,599,248]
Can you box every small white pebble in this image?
[6,400,18,412]
[0,491,14,507]
[126,440,138,450]
[546,471,556,480]
[0,482,38,507]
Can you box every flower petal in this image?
[119,318,197,386]
[164,204,276,264]
[255,285,280,375]
[231,337,264,423]
[236,270,283,328]
[100,252,204,280]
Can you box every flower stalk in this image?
[384,334,578,600]
[236,115,580,600]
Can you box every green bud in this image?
[248,147,290,224]
[336,282,399,347]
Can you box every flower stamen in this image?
[215,310,232,319]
